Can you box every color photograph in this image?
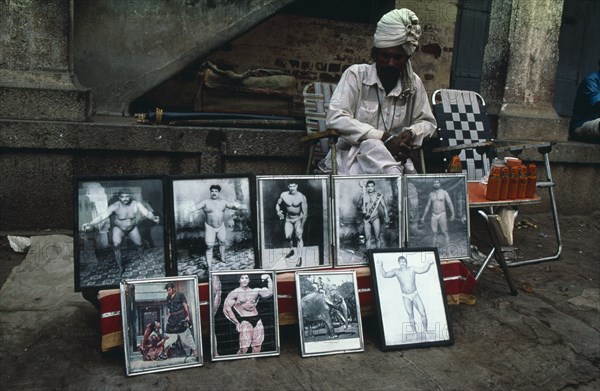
[209,270,279,361]
[120,276,203,376]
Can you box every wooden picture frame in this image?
[405,174,471,259]
[209,270,279,361]
[170,175,257,283]
[369,248,453,350]
[256,175,331,271]
[295,270,364,357]
[75,176,169,291]
[120,276,203,376]
[331,175,402,266]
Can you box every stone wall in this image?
[1,0,599,234]
[0,119,306,231]
[137,1,459,115]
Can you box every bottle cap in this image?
[505,157,522,169]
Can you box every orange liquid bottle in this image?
[507,166,519,199]
[526,163,537,198]
[486,166,502,201]
[517,165,528,198]
[447,155,462,173]
[499,166,510,200]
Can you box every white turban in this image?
[373,8,422,97]
[373,8,422,55]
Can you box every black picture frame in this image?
[332,175,403,266]
[405,174,471,259]
[209,270,279,361]
[369,248,453,351]
[295,270,364,357]
[120,276,203,376]
[74,176,169,291]
[256,175,331,271]
[170,174,257,283]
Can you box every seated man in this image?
[139,320,167,361]
[569,67,600,144]
[321,8,436,174]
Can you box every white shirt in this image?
[326,63,436,149]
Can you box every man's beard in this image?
[379,67,401,81]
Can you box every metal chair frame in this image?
[430,88,562,294]
[301,82,339,175]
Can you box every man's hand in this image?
[261,274,271,282]
[277,211,285,220]
[381,129,414,163]
[81,223,92,232]
[152,215,160,224]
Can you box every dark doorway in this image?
[553,0,600,117]
[450,0,492,92]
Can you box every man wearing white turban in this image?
[321,8,436,175]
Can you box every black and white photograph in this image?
[209,270,279,361]
[75,176,168,291]
[257,175,331,270]
[295,271,364,357]
[369,248,453,350]
[171,175,256,283]
[405,174,470,259]
[120,276,203,376]
[332,175,402,266]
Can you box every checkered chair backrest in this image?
[432,89,493,180]
[303,82,337,172]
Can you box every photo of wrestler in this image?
[405,174,470,259]
[296,270,364,357]
[256,175,331,270]
[75,176,169,291]
[331,175,402,266]
[369,248,453,351]
[170,175,257,283]
[209,270,279,361]
[120,276,203,376]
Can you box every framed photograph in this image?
[75,176,169,291]
[332,175,402,266]
[256,175,331,270]
[209,270,279,361]
[295,270,364,357]
[120,276,203,376]
[369,248,453,350]
[405,174,470,259]
[170,175,257,283]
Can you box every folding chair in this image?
[431,89,494,180]
[301,82,339,175]
[430,89,562,295]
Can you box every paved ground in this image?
[0,211,598,390]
